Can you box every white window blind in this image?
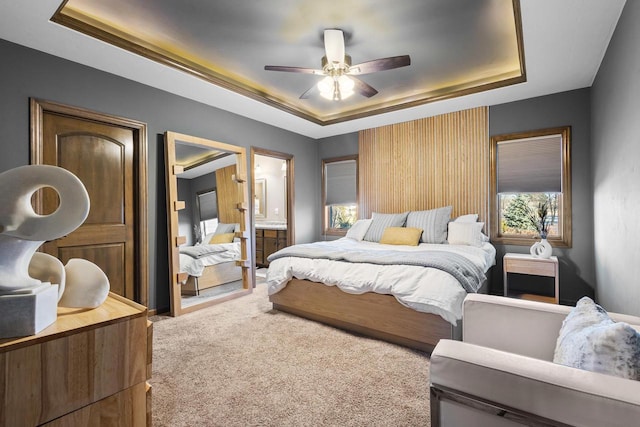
[497,134,562,193]
[325,160,356,205]
[198,190,218,220]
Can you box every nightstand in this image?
[503,253,559,304]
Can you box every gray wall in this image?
[489,88,595,304]
[0,38,319,312]
[591,1,640,316]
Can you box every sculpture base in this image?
[0,284,58,338]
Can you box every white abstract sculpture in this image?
[0,165,110,339]
[59,259,110,308]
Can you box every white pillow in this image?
[345,219,373,241]
[447,222,484,247]
[553,297,640,380]
[453,213,490,242]
[454,213,479,223]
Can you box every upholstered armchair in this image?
[429,294,640,427]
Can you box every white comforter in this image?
[179,242,240,277]
[266,238,496,325]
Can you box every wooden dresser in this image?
[255,228,287,267]
[0,293,152,426]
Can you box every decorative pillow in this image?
[553,296,640,380]
[447,222,484,247]
[406,206,453,244]
[363,212,409,242]
[214,222,237,235]
[454,213,479,223]
[201,233,216,245]
[208,232,235,244]
[379,227,423,246]
[345,219,373,241]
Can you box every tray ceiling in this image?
[52,0,525,125]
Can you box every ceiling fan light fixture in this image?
[338,75,355,98]
[317,75,355,101]
[317,76,334,100]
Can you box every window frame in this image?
[321,155,358,236]
[490,126,572,247]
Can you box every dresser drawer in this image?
[504,258,556,277]
[264,229,278,238]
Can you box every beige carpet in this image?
[150,282,431,426]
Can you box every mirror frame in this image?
[165,131,253,316]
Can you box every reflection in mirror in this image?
[165,131,252,316]
[254,178,266,218]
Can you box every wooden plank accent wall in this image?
[358,107,489,227]
[215,164,242,225]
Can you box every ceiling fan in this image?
[265,29,411,101]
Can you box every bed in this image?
[266,210,496,352]
[179,241,242,295]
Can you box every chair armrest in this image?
[430,340,640,427]
[462,294,640,361]
[462,294,572,360]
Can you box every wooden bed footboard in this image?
[269,279,455,353]
[181,261,242,296]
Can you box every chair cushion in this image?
[553,296,640,380]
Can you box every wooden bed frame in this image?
[181,261,242,296]
[270,278,488,352]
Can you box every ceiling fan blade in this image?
[324,29,345,65]
[299,84,320,99]
[351,77,378,98]
[348,55,411,75]
[264,65,324,75]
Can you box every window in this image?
[196,188,218,237]
[322,155,358,235]
[490,126,572,247]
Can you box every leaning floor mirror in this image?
[164,131,252,316]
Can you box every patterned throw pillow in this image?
[406,206,453,244]
[553,296,640,380]
[363,212,409,242]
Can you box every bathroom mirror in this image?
[165,131,252,316]
[254,178,266,218]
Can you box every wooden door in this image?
[32,102,147,303]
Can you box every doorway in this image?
[251,148,294,281]
[30,99,148,305]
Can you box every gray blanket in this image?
[267,243,486,293]
[179,244,229,259]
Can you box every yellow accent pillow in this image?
[379,227,423,246]
[209,232,235,244]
